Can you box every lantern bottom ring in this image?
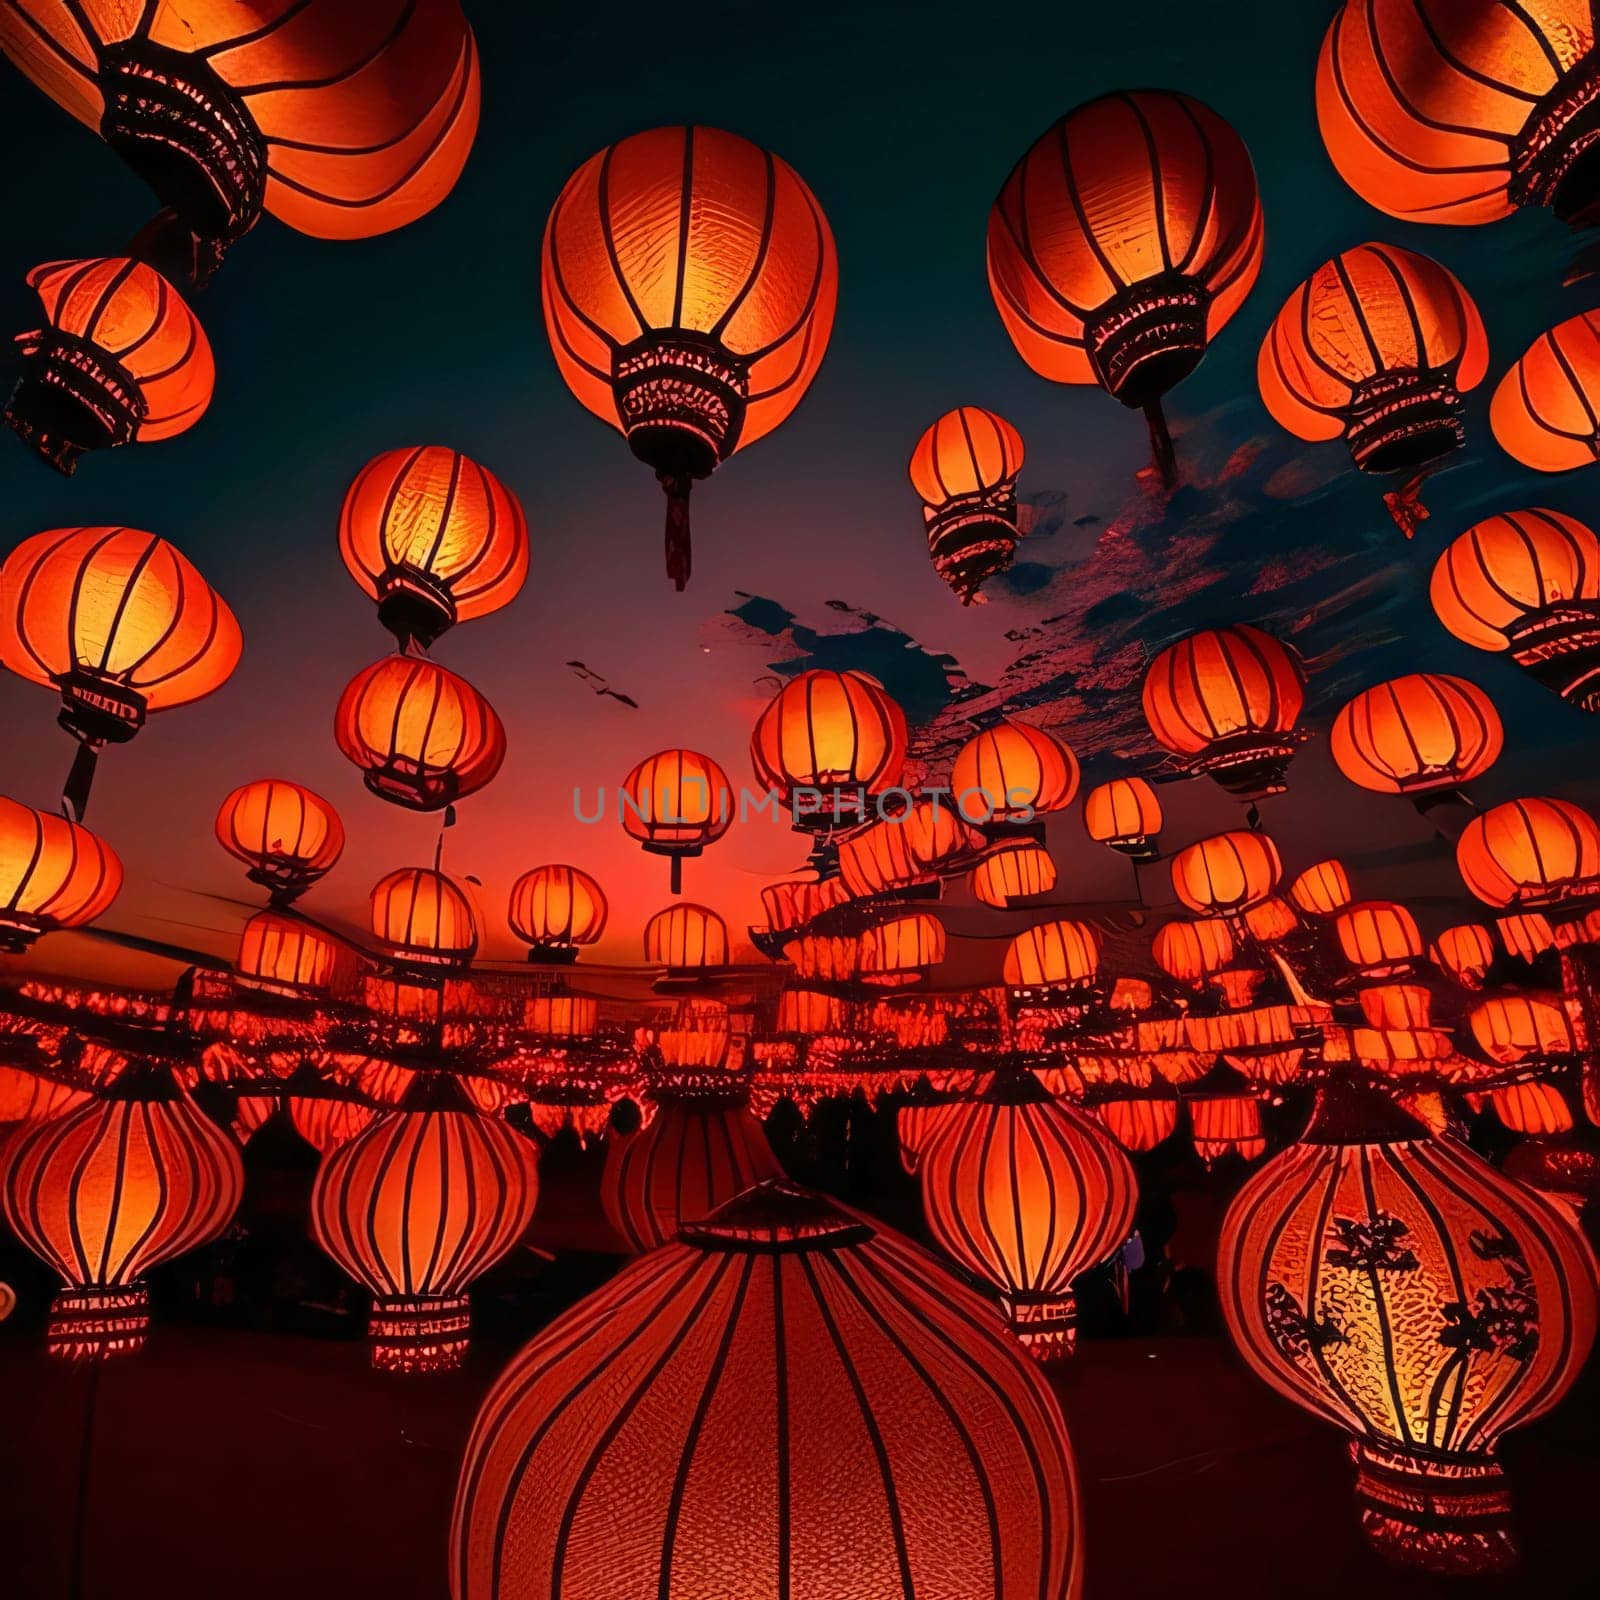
[48,1284,151,1362]
[1000,1291,1077,1361]
[1353,1440,1516,1576]
[369,1293,473,1374]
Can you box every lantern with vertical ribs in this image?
[917,1075,1137,1358]
[1492,312,1600,472]
[951,718,1078,829]
[971,842,1057,907]
[619,750,733,894]
[1153,918,1235,986]
[450,1179,1083,1600]
[908,405,1026,601]
[1457,797,1600,910]
[1219,1074,1598,1575]
[1004,920,1101,1003]
[1082,776,1162,861]
[838,814,926,898]
[0,795,121,953]
[1336,901,1425,979]
[1331,675,1502,795]
[541,126,837,588]
[1431,510,1600,713]
[371,868,478,972]
[858,912,945,987]
[214,778,343,903]
[6,256,212,473]
[1142,626,1306,798]
[1186,1062,1267,1167]
[0,1064,243,1359]
[1170,831,1282,917]
[643,903,729,974]
[507,865,606,963]
[235,910,346,997]
[339,446,528,649]
[311,1075,539,1372]
[1290,858,1353,917]
[1431,924,1498,989]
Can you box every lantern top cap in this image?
[1302,1070,1428,1147]
[680,1179,876,1254]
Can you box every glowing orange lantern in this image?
[1220,1075,1598,1574]
[1004,920,1101,1000]
[1244,897,1299,944]
[334,654,505,812]
[780,932,859,983]
[643,902,729,972]
[1492,311,1600,471]
[1431,923,1497,988]
[619,748,733,893]
[1499,912,1556,963]
[1490,1080,1575,1136]
[0,795,121,953]
[899,797,983,872]
[859,912,945,987]
[1170,830,1282,916]
[451,1179,1083,1599]
[1467,993,1578,1065]
[908,405,1026,601]
[1186,1062,1266,1166]
[521,991,598,1043]
[541,126,837,588]
[1431,509,1600,713]
[988,90,1262,482]
[507,864,606,962]
[1289,858,1353,917]
[918,1079,1137,1357]
[311,1078,538,1372]
[338,446,528,648]
[0,1,480,275]
[1457,797,1600,909]
[1153,917,1235,985]
[971,842,1057,907]
[6,256,212,473]
[1082,776,1163,861]
[1316,0,1600,227]
[286,1096,377,1156]
[951,718,1079,828]
[0,526,240,816]
[371,867,477,971]
[1096,1088,1182,1153]
[1142,625,1306,798]
[838,814,926,898]
[1336,901,1424,978]
[235,909,346,996]
[214,777,343,903]
[1331,674,1502,796]
[1,1067,243,1359]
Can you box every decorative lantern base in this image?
[5,333,146,475]
[615,332,747,480]
[48,1284,150,1362]
[362,763,460,813]
[1509,605,1600,713]
[1186,736,1300,799]
[926,501,1020,604]
[1353,1442,1517,1577]
[369,1294,472,1374]
[1512,52,1600,225]
[1344,371,1464,476]
[1085,274,1209,408]
[1001,1292,1077,1361]
[377,570,456,651]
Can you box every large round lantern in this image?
[0,1066,243,1359]
[1003,920,1101,1001]
[908,405,1026,602]
[371,867,478,971]
[507,864,606,962]
[1331,674,1502,796]
[1336,901,1425,978]
[0,526,240,816]
[987,90,1262,483]
[950,718,1078,829]
[1153,917,1235,986]
[1431,923,1498,989]
[1082,776,1163,861]
[450,1179,1082,1599]
[1492,312,1600,471]
[1142,625,1306,798]
[971,841,1057,907]
[0,1,480,276]
[214,778,343,903]
[0,795,121,953]
[1289,858,1353,917]
[600,1092,782,1252]
[643,902,729,973]
[918,1078,1137,1358]
[6,256,212,473]
[235,909,346,997]
[311,1077,539,1372]
[1219,1075,1598,1574]
[1431,509,1600,713]
[1456,797,1600,910]
[338,446,528,649]
[750,669,907,830]
[1317,1,1600,228]
[334,655,505,812]
[1257,243,1486,531]
[1170,830,1282,916]
[619,749,733,893]
[858,912,945,987]
[541,126,837,588]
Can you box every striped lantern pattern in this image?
[214,778,344,899]
[1456,797,1600,909]
[0,794,121,952]
[1331,674,1502,795]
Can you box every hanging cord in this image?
[659,473,693,591]
[434,804,458,872]
[62,743,99,822]
[1143,400,1178,489]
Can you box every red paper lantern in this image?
[214,778,343,903]
[0,795,121,953]
[908,405,1026,602]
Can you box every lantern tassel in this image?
[660,473,693,591]
[670,855,683,896]
[1143,400,1177,489]
[1382,469,1433,539]
[63,743,98,822]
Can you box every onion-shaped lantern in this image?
[858,912,945,987]
[917,1077,1137,1358]
[1491,311,1600,471]
[1456,797,1600,910]
[334,655,505,812]
[0,795,121,953]
[235,909,346,997]
[507,864,606,963]
[908,405,1026,602]
[1431,923,1498,989]
[1142,625,1306,798]
[6,257,212,473]
[1003,919,1100,1002]
[619,749,733,893]
[339,446,528,649]
[541,126,837,589]
[1170,830,1282,917]
[1153,917,1235,986]
[600,1093,782,1252]
[1331,674,1502,797]
[0,1,480,277]
[450,1179,1083,1600]
[1289,858,1353,916]
[750,669,907,832]
[1244,896,1299,944]
[1082,776,1162,861]
[0,527,240,817]
[971,841,1057,907]
[950,718,1078,832]
[1219,1075,1598,1575]
[1258,243,1486,534]
[643,902,729,974]
[311,1076,539,1372]
[371,867,478,971]
[1431,510,1600,713]
[1336,901,1425,978]
[987,90,1262,483]
[0,1065,243,1359]
[1317,1,1600,228]
[214,778,343,903]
